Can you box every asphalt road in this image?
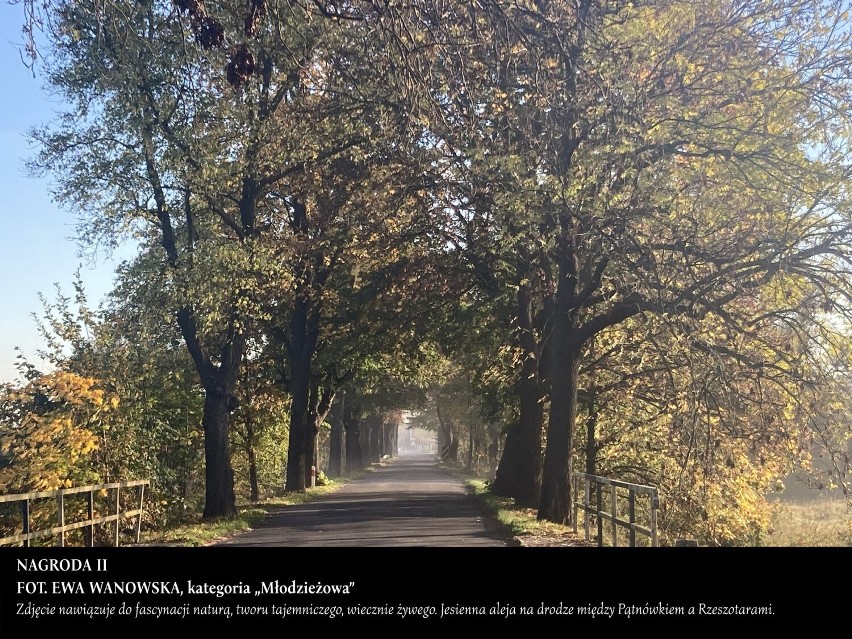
[220,451,506,547]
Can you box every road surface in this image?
[220,451,507,547]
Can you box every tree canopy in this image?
[6,0,852,543]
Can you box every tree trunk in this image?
[284,294,319,492]
[202,391,238,519]
[368,414,383,463]
[246,414,259,502]
[313,435,319,485]
[435,399,457,462]
[467,422,475,471]
[487,423,502,475]
[328,392,345,478]
[492,281,545,505]
[305,384,319,487]
[382,414,397,458]
[360,412,380,464]
[304,427,317,487]
[370,424,382,464]
[493,386,545,505]
[285,360,310,491]
[194,319,244,521]
[305,385,334,485]
[343,396,363,471]
[360,418,372,464]
[247,444,259,502]
[448,431,459,461]
[539,343,581,524]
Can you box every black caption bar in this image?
[1,548,848,630]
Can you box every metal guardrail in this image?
[0,480,149,547]
[572,472,659,547]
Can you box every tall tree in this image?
[377,0,852,523]
[29,0,377,516]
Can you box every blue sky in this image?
[0,4,132,383]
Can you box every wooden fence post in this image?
[87,490,94,547]
[651,491,659,548]
[584,481,590,542]
[114,486,121,547]
[596,482,603,547]
[21,499,30,548]
[135,484,145,543]
[610,485,618,547]
[628,489,636,547]
[57,494,65,547]
[572,475,578,534]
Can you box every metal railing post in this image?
[596,482,603,547]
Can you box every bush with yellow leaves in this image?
[0,371,117,494]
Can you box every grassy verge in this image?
[451,467,590,545]
[139,471,371,547]
[246,482,348,509]
[138,508,268,547]
[440,462,546,537]
[466,479,541,537]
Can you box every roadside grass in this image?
[250,482,346,508]
[464,476,589,545]
[439,461,575,540]
[139,468,374,546]
[764,498,852,547]
[466,479,546,536]
[139,508,269,547]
